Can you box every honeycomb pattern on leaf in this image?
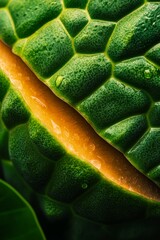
[8,0,63,38]
[14,20,74,79]
[114,57,160,101]
[88,0,144,21]
[49,54,112,104]
[1,0,160,187]
[74,20,115,53]
[78,79,151,130]
[107,3,160,61]
[60,9,89,37]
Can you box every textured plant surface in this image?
[1,63,160,239]
[1,0,160,185]
[1,0,160,239]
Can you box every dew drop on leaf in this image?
[56,76,64,87]
[144,69,152,79]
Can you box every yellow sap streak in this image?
[0,41,160,200]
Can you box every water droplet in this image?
[144,16,150,20]
[81,183,88,189]
[51,120,61,135]
[118,176,124,182]
[90,160,101,170]
[56,76,63,87]
[128,186,133,191]
[31,96,47,108]
[67,144,75,152]
[144,69,152,79]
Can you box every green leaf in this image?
[0,179,46,240]
[1,160,32,202]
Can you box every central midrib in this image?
[0,41,160,201]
